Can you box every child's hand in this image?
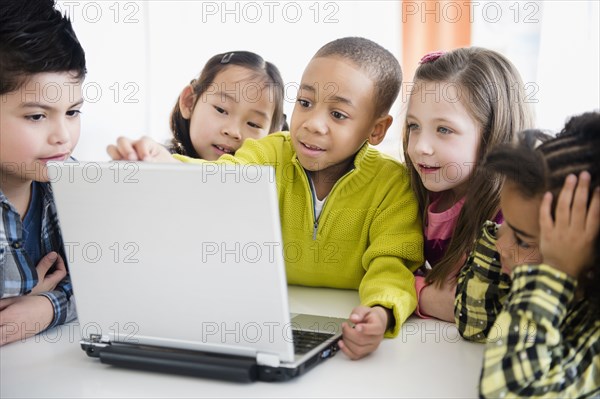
[106,136,174,162]
[0,295,54,346]
[338,305,389,360]
[539,172,600,278]
[29,252,66,295]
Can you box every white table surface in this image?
[1,286,484,398]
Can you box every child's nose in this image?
[413,133,433,155]
[49,120,71,145]
[303,113,328,135]
[222,124,242,140]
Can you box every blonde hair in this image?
[402,47,534,286]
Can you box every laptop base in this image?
[82,339,259,382]
[81,337,340,383]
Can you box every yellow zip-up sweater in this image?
[174,132,423,336]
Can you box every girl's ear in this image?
[368,115,393,146]
[179,85,196,120]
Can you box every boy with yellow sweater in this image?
[108,37,423,359]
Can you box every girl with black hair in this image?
[168,51,287,160]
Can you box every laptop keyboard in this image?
[292,330,334,355]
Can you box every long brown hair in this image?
[402,47,534,287]
[169,51,286,158]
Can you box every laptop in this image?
[49,161,345,382]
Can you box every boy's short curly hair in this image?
[314,37,402,118]
[0,0,87,94]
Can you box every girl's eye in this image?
[214,106,227,115]
[247,121,262,129]
[407,123,419,131]
[514,234,531,249]
[67,110,82,117]
[438,126,453,135]
[26,114,45,121]
[331,111,347,120]
[297,99,310,108]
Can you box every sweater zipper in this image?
[304,168,354,240]
[310,184,318,240]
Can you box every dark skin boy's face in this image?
[290,56,390,196]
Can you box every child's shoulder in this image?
[361,146,409,180]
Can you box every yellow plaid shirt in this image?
[455,222,600,397]
[455,222,511,343]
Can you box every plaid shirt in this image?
[0,182,75,328]
[454,221,511,343]
[454,222,600,397]
[480,264,600,398]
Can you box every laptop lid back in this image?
[49,162,294,363]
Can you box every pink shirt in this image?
[424,196,466,268]
[415,196,465,318]
[415,196,504,318]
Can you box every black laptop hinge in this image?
[80,334,110,358]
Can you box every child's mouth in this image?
[301,142,325,153]
[213,144,234,155]
[418,163,440,173]
[39,153,70,163]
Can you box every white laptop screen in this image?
[49,162,295,363]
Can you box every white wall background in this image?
[59,1,599,161]
[471,0,600,132]
[61,1,402,160]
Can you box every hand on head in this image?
[539,172,600,278]
[106,136,175,163]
